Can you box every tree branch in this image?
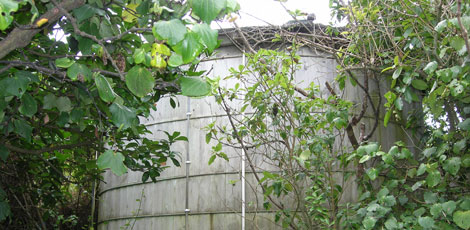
[0,0,85,59]
[3,141,93,155]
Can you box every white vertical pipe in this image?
[241,52,246,230]
[185,97,191,230]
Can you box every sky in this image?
[217,0,332,28]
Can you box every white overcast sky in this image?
[217,0,332,27]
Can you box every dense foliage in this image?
[208,0,470,229]
[0,0,237,228]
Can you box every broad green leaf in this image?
[153,19,187,46]
[454,210,470,229]
[426,169,441,187]
[443,201,457,215]
[168,53,184,67]
[191,0,225,23]
[73,4,104,23]
[424,191,438,204]
[411,79,428,90]
[299,149,311,161]
[450,36,467,56]
[55,58,75,68]
[462,154,470,167]
[179,76,211,97]
[18,93,37,118]
[109,103,136,129]
[95,74,116,103]
[97,150,128,176]
[458,119,470,131]
[423,147,436,158]
[193,23,218,52]
[0,0,19,30]
[454,139,466,154]
[133,48,146,64]
[13,119,32,142]
[77,36,93,55]
[384,216,398,229]
[208,154,216,165]
[359,155,371,163]
[435,19,447,32]
[125,66,155,97]
[418,216,435,229]
[0,73,34,97]
[443,157,461,176]
[423,61,438,74]
[0,200,10,221]
[43,94,57,110]
[436,68,452,83]
[357,142,379,155]
[363,216,377,229]
[56,96,72,112]
[173,32,203,63]
[366,167,378,180]
[0,145,9,161]
[430,203,442,217]
[412,180,424,191]
[67,63,92,81]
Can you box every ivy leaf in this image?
[443,157,461,176]
[443,201,457,215]
[97,150,128,176]
[67,63,92,81]
[450,36,467,56]
[462,154,470,168]
[0,0,19,30]
[173,32,203,63]
[453,210,470,229]
[179,76,211,97]
[153,19,187,46]
[95,74,116,103]
[357,142,379,155]
[418,216,435,229]
[18,93,37,118]
[362,216,377,229]
[384,216,398,229]
[411,79,428,90]
[191,0,225,24]
[454,139,466,154]
[430,204,443,217]
[55,58,75,68]
[366,167,378,180]
[125,66,155,97]
[109,103,136,129]
[193,23,218,52]
[423,61,438,75]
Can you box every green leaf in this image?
[55,58,75,68]
[0,0,19,30]
[73,4,104,23]
[125,66,155,97]
[357,142,379,155]
[0,145,9,161]
[43,94,57,110]
[208,154,216,165]
[411,79,428,90]
[153,19,187,46]
[299,149,311,161]
[0,73,33,97]
[180,76,211,97]
[418,216,435,229]
[430,203,443,217]
[109,103,137,129]
[417,163,426,176]
[97,150,128,176]
[426,169,441,187]
[191,0,225,24]
[152,43,171,56]
[363,216,377,229]
[424,191,438,204]
[384,109,392,127]
[443,157,461,176]
[173,32,203,63]
[13,119,32,142]
[67,63,92,81]
[454,139,466,154]
[95,74,116,103]
[384,216,398,229]
[450,36,467,56]
[366,167,378,180]
[453,210,470,229]
[412,180,424,191]
[192,23,218,52]
[168,53,184,67]
[435,20,447,33]
[458,119,470,131]
[19,93,37,118]
[133,48,146,64]
[392,66,403,79]
[423,61,438,75]
[359,155,371,163]
[0,200,10,221]
[56,96,72,112]
[462,154,470,167]
[443,201,457,215]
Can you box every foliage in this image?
[0,0,237,228]
[330,0,470,229]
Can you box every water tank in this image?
[97,26,415,230]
